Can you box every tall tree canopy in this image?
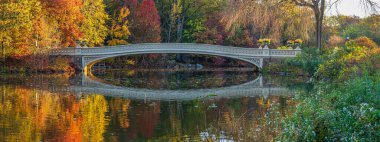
[221,0,314,45]
[0,0,42,58]
[106,6,131,46]
[156,0,225,43]
[41,0,84,47]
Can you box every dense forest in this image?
[1,0,379,71]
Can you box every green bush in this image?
[277,75,380,141]
[285,47,325,76]
[276,37,380,141]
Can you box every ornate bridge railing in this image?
[50,43,301,57]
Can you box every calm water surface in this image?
[0,69,306,141]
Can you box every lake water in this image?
[0,69,306,141]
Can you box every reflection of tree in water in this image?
[109,98,131,129]
[80,95,109,142]
[215,96,293,141]
[0,75,299,141]
[134,96,293,141]
[105,97,131,141]
[105,99,161,141]
[0,86,109,141]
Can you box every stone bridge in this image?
[49,43,301,72]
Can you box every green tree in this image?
[156,0,225,43]
[342,24,371,40]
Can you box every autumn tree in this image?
[193,15,226,45]
[106,7,131,46]
[80,0,109,47]
[0,0,42,58]
[221,0,314,46]
[130,0,161,43]
[285,0,379,49]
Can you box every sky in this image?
[326,0,380,17]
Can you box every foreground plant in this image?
[277,75,380,141]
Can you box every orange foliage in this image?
[41,0,84,47]
[327,35,345,47]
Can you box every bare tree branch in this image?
[361,0,380,13]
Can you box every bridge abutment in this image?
[74,56,84,70]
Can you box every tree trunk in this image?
[315,14,323,50]
[314,0,325,50]
[176,17,184,43]
[1,41,4,70]
[167,17,172,43]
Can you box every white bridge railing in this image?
[49,43,301,58]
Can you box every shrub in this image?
[346,36,378,49]
[277,76,380,141]
[285,47,325,76]
[316,42,380,82]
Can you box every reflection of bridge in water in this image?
[48,43,300,100]
[58,73,294,100]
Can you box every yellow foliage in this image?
[126,59,136,65]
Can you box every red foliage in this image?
[125,0,139,12]
[227,29,255,48]
[195,15,227,45]
[126,0,161,43]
